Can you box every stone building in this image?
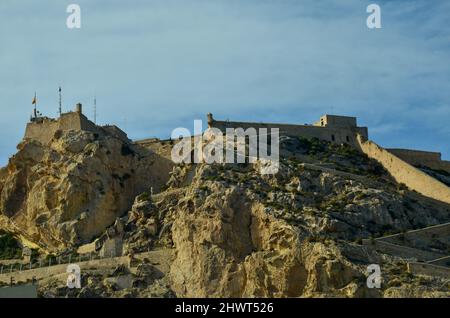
[207,113,368,147]
[24,103,130,144]
[207,112,450,174]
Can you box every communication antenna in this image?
[58,86,62,117]
[94,96,97,124]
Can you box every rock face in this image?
[162,137,450,297]
[0,130,171,252]
[1,134,450,298]
[168,166,364,297]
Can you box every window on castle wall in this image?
[331,134,335,141]
[346,136,350,142]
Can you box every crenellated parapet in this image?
[24,103,130,145]
[206,113,369,147]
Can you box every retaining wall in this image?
[387,148,450,174]
[356,135,450,205]
[0,256,128,284]
[362,239,445,262]
[407,262,450,279]
[210,120,368,147]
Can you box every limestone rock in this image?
[0,130,170,252]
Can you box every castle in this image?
[23,107,450,205]
[207,112,450,173]
[24,103,130,144]
[207,112,450,205]
[207,113,369,147]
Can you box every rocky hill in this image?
[0,134,449,297]
[0,130,172,252]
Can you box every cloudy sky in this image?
[0,0,449,165]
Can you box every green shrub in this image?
[0,233,22,260]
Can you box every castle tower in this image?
[75,103,82,114]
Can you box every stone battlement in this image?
[386,148,450,174]
[24,103,130,144]
[207,113,369,146]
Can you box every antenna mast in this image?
[58,86,62,117]
[94,96,97,124]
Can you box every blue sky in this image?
[0,0,449,166]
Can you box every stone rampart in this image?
[356,135,450,205]
[387,148,450,174]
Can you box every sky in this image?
[0,0,449,166]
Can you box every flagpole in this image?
[34,92,37,118]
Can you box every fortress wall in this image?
[79,113,104,136]
[102,125,130,143]
[386,148,450,173]
[210,120,368,146]
[24,112,107,145]
[362,239,444,261]
[407,262,450,279]
[58,112,82,131]
[0,256,129,284]
[387,148,441,163]
[24,112,84,145]
[428,256,450,267]
[356,135,450,205]
[378,222,450,245]
[24,119,60,145]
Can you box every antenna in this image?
[94,96,97,124]
[58,86,62,117]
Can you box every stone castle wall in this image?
[362,239,445,262]
[356,135,450,205]
[24,111,129,144]
[24,117,61,145]
[387,148,450,173]
[407,262,450,279]
[208,118,368,147]
[24,112,92,145]
[379,222,450,246]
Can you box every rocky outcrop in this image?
[0,130,171,252]
[2,133,449,298]
[163,137,450,297]
[167,167,368,297]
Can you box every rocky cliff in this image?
[1,133,449,297]
[0,130,172,252]
[157,137,450,297]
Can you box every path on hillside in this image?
[362,222,450,279]
[0,249,174,285]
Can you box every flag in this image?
[32,93,37,105]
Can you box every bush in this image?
[121,144,135,156]
[0,233,22,260]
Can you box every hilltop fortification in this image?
[24,103,129,145]
[207,113,368,147]
[1,109,450,298]
[208,113,450,205]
